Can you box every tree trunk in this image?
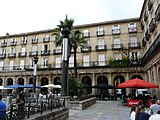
[74,47,77,78]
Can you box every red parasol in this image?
[117,78,159,88]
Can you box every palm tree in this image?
[54,17,88,78]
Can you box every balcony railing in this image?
[128,42,141,49]
[112,44,123,50]
[148,0,153,11]
[97,30,105,36]
[32,39,38,44]
[128,27,137,33]
[29,51,38,56]
[141,21,144,30]
[155,3,160,21]
[10,41,17,46]
[149,18,156,33]
[83,32,90,38]
[41,50,50,56]
[53,49,62,55]
[8,53,16,58]
[142,37,147,47]
[145,29,151,40]
[144,10,149,22]
[81,46,91,53]
[21,40,27,45]
[112,29,120,35]
[43,37,50,42]
[95,45,107,51]
[0,54,6,59]
[1,42,7,47]
[18,52,27,57]
[142,34,160,64]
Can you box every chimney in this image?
[6,32,9,36]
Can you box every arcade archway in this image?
[82,76,92,94]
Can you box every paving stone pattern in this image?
[67,101,130,120]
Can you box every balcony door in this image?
[83,55,89,67]
[0,61,4,70]
[20,60,24,69]
[9,60,14,70]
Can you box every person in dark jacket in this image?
[137,105,150,120]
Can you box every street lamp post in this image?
[61,24,71,96]
[33,56,39,93]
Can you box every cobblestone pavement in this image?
[67,101,130,120]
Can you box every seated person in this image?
[0,94,6,118]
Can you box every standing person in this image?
[130,104,136,120]
[0,94,6,119]
[150,99,160,115]
[149,110,160,120]
[137,105,150,120]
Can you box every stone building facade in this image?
[0,0,159,97]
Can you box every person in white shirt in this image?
[149,110,160,120]
[130,104,136,120]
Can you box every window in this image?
[29,59,34,68]
[20,60,24,69]
[83,55,89,66]
[21,37,27,44]
[0,61,4,70]
[55,46,61,53]
[112,25,120,34]
[97,26,104,35]
[42,58,48,67]
[21,48,26,56]
[130,51,140,61]
[32,46,37,55]
[130,36,137,47]
[55,57,61,68]
[128,23,136,28]
[9,60,14,70]
[83,29,89,37]
[69,56,74,67]
[0,48,5,54]
[42,45,49,53]
[98,54,105,66]
[114,53,122,60]
[113,37,121,48]
[10,48,15,54]
[98,38,105,49]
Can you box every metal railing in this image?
[5,96,65,120]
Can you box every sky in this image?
[0,0,144,36]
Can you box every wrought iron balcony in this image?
[53,49,62,55]
[1,42,7,47]
[128,27,137,33]
[41,50,50,56]
[144,10,149,22]
[21,40,27,45]
[18,52,27,57]
[155,3,160,21]
[97,30,105,36]
[8,53,16,58]
[83,32,90,38]
[145,29,151,40]
[148,0,153,11]
[149,18,156,33]
[0,54,6,59]
[81,46,91,53]
[43,37,50,42]
[112,29,120,35]
[29,51,38,56]
[128,42,141,49]
[112,44,123,50]
[95,45,107,51]
[142,37,147,47]
[10,41,17,46]
[32,39,38,44]
[142,34,160,65]
[141,21,144,30]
